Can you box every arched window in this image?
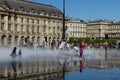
[8,24,11,31]
[52,12,55,16]
[1,35,6,45]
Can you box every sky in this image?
[30,0,120,21]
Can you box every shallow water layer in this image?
[65,68,120,80]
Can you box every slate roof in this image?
[0,0,62,16]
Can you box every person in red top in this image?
[81,41,86,46]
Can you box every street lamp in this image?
[62,0,65,40]
[99,28,101,47]
[62,1,66,80]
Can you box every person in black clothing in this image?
[10,47,18,79]
[18,49,22,69]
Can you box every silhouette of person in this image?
[18,49,22,69]
[10,47,17,59]
[80,61,83,73]
[10,47,18,78]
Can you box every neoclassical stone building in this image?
[0,0,69,47]
[67,18,87,38]
[108,22,120,38]
[86,19,112,38]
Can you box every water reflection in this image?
[65,68,120,80]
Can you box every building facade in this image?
[107,22,120,38]
[67,18,87,38]
[87,19,112,39]
[0,0,69,47]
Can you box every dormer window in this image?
[8,15,11,21]
[52,12,56,16]
[31,9,35,13]
[41,10,45,15]
[20,7,24,11]
[42,10,45,13]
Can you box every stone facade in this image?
[0,0,69,47]
[108,22,120,38]
[86,19,112,38]
[67,18,87,38]
[0,0,119,47]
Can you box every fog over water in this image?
[0,46,108,64]
[0,47,60,63]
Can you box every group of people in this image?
[72,41,86,72]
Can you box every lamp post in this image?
[62,1,66,80]
[62,0,65,40]
[99,28,101,47]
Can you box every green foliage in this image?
[107,39,117,44]
[69,37,74,43]
[69,37,118,45]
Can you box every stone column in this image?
[0,15,1,32]
[11,15,14,32]
[12,35,15,47]
[4,16,8,31]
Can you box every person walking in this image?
[104,41,108,63]
[104,41,108,52]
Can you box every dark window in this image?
[15,24,17,31]
[27,18,29,23]
[20,7,24,11]
[26,25,29,33]
[8,15,11,21]
[21,18,23,23]
[8,36,12,45]
[21,25,23,32]
[32,26,34,33]
[37,20,39,24]
[8,24,11,31]
[37,26,39,33]
[31,9,35,13]
[32,19,34,23]
[44,26,45,32]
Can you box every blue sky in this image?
[30,0,120,21]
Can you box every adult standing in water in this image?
[18,49,22,69]
[10,47,18,79]
[79,41,85,73]
[104,41,108,62]
[104,41,108,52]
[10,47,17,60]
